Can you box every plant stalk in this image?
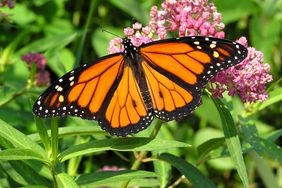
[120,120,163,188]
[75,0,97,67]
[50,118,59,187]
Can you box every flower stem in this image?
[0,31,28,73]
[120,120,163,188]
[35,117,51,153]
[28,62,37,88]
[249,150,279,188]
[50,118,59,187]
[75,0,98,67]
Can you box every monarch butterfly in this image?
[33,36,247,136]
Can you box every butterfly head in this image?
[122,38,138,57]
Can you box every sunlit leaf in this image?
[59,138,190,162]
[197,137,225,163]
[0,119,48,160]
[212,99,249,188]
[0,148,48,162]
[159,153,216,188]
[240,117,282,164]
[57,173,79,188]
[258,87,282,111]
[75,170,157,187]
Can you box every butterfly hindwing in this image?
[99,65,153,136]
[141,60,201,121]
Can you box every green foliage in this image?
[0,0,281,188]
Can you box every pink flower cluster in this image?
[210,37,273,103]
[149,0,225,38]
[21,52,50,86]
[22,52,47,70]
[107,0,273,103]
[0,0,14,9]
[98,165,125,171]
[108,0,225,53]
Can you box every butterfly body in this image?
[33,36,247,136]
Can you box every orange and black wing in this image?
[33,53,153,136]
[139,36,247,121]
[98,65,153,136]
[33,53,125,122]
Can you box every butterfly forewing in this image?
[33,54,124,120]
[140,36,247,87]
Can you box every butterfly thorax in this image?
[122,38,138,64]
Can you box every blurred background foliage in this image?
[0,0,281,188]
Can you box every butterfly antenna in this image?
[131,18,136,24]
[101,28,121,38]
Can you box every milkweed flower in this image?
[149,0,225,39]
[108,0,272,104]
[22,52,50,86]
[0,0,15,9]
[108,22,155,54]
[108,0,225,53]
[35,70,50,87]
[22,52,47,70]
[98,165,125,171]
[210,37,273,103]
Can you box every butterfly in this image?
[33,36,247,136]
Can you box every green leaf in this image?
[109,0,150,23]
[47,48,75,76]
[240,117,282,164]
[258,87,282,111]
[17,33,77,57]
[0,85,17,106]
[249,151,279,188]
[213,0,258,23]
[0,119,48,160]
[159,153,216,188]
[34,117,50,152]
[75,170,157,186]
[0,169,9,188]
[21,186,48,188]
[0,161,29,185]
[25,160,52,180]
[28,125,104,142]
[57,173,79,188]
[0,161,51,186]
[91,178,159,188]
[197,137,225,163]
[153,157,171,188]
[212,99,249,188]
[43,18,74,36]
[264,129,282,142]
[2,58,29,89]
[91,27,124,56]
[196,96,221,128]
[0,148,48,162]
[59,138,190,162]
[250,16,280,63]
[1,4,36,25]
